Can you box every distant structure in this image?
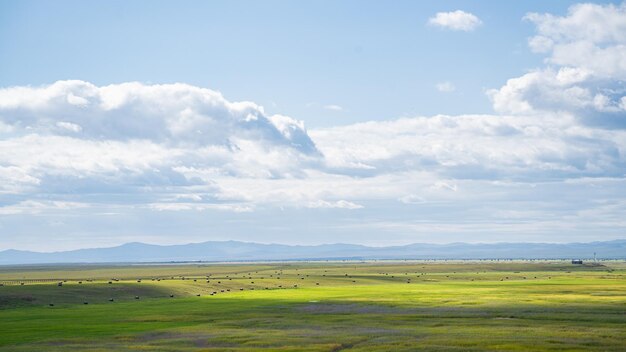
[594,252,597,262]
[571,259,583,264]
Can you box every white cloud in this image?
[0,200,87,215]
[524,3,626,78]
[56,121,82,133]
[323,104,344,111]
[148,202,254,213]
[311,114,626,180]
[306,200,363,209]
[428,10,482,32]
[398,194,426,204]
[435,82,456,93]
[0,80,318,152]
[489,3,626,117]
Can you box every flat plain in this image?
[1,261,625,351]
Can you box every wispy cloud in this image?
[323,104,344,111]
[435,82,456,92]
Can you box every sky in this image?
[0,1,625,251]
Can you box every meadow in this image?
[1,261,625,351]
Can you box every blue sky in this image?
[1,0,599,126]
[0,1,625,251]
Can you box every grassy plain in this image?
[1,261,625,351]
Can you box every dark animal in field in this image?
[135,296,140,299]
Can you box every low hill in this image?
[1,240,624,264]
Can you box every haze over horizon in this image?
[1,1,626,251]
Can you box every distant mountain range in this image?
[1,240,625,265]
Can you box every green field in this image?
[1,261,625,351]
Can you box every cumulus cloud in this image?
[0,80,318,152]
[0,81,322,194]
[488,2,626,122]
[428,10,482,31]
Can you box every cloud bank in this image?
[1,2,625,249]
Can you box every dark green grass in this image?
[1,261,624,351]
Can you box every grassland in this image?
[1,261,625,351]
